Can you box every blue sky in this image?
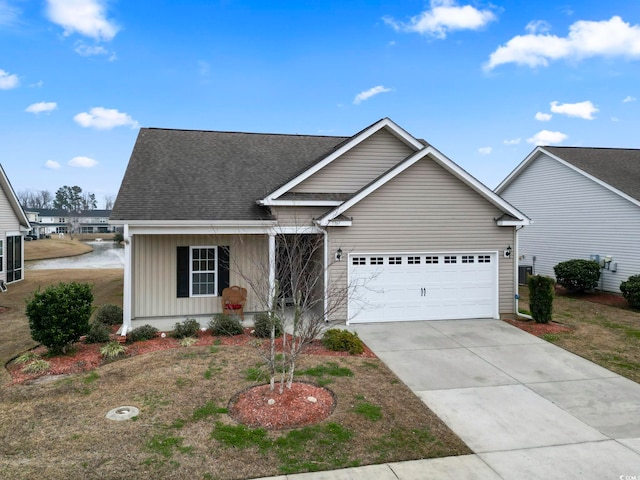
[1,0,639,207]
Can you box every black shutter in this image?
[176,246,189,298]
[218,246,230,295]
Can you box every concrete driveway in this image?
[344,319,640,479]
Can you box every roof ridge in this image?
[545,146,640,152]
[143,127,350,139]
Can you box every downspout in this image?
[323,227,328,323]
[514,225,527,318]
[121,224,132,336]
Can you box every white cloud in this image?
[45,160,61,169]
[0,0,20,26]
[0,68,19,89]
[353,85,392,104]
[485,16,640,70]
[527,130,568,145]
[478,146,492,155]
[25,101,58,114]
[69,156,98,168]
[550,100,598,119]
[526,20,551,35]
[75,43,108,56]
[46,0,118,41]
[503,138,521,145]
[623,95,637,103]
[74,107,139,129]
[383,0,496,39]
[535,112,552,121]
[611,117,620,122]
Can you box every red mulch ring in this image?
[503,317,573,336]
[0,306,10,314]
[6,328,375,385]
[229,381,336,429]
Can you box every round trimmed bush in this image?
[208,314,244,336]
[128,324,159,343]
[171,318,201,339]
[620,275,640,309]
[252,312,284,338]
[321,328,365,355]
[553,259,601,293]
[93,304,123,326]
[26,282,93,354]
[85,321,112,344]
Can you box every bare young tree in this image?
[104,194,115,210]
[230,228,351,393]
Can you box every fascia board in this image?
[259,118,424,204]
[260,200,343,207]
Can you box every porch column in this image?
[122,224,133,335]
[268,232,276,310]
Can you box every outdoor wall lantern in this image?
[335,248,343,261]
[504,246,512,258]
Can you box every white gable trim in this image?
[497,147,640,210]
[258,118,424,206]
[317,146,530,226]
[0,164,30,229]
[261,200,343,207]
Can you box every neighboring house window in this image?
[56,226,68,234]
[176,245,230,298]
[99,218,107,223]
[58,217,65,223]
[6,235,22,283]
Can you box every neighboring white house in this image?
[496,146,640,293]
[111,118,530,332]
[0,165,31,286]
[25,209,116,237]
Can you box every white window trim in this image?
[189,245,218,297]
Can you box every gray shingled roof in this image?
[111,128,350,221]
[544,147,640,202]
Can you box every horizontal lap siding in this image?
[271,206,332,227]
[291,129,415,193]
[501,153,640,292]
[133,234,268,318]
[328,158,515,320]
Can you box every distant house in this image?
[25,209,116,237]
[496,146,640,292]
[111,118,529,332]
[0,165,31,286]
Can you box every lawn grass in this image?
[518,287,640,383]
[24,237,94,261]
[0,269,470,479]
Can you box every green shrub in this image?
[252,312,283,338]
[128,324,159,343]
[85,321,112,344]
[100,341,127,361]
[620,275,640,309]
[553,259,600,293]
[93,304,123,326]
[113,232,124,244]
[26,282,93,354]
[172,318,201,339]
[209,314,244,336]
[528,275,555,324]
[321,329,365,355]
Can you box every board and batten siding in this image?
[500,152,640,293]
[290,128,415,194]
[0,186,23,283]
[132,234,268,320]
[327,157,516,321]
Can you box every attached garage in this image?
[347,252,499,323]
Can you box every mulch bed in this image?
[7,328,375,385]
[503,317,573,336]
[554,286,630,309]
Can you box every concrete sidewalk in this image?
[256,319,640,480]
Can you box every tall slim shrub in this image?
[528,275,555,324]
[26,282,94,353]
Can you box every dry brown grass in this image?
[519,287,640,383]
[0,269,123,385]
[25,237,93,261]
[0,268,469,479]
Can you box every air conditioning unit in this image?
[518,265,533,285]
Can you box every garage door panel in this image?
[349,252,498,323]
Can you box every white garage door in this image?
[348,252,498,323]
